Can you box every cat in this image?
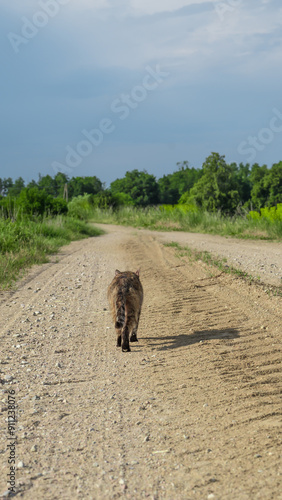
[107,269,143,352]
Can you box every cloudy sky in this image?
[1,0,282,185]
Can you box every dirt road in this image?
[0,225,281,499]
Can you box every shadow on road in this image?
[144,328,240,350]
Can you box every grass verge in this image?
[164,242,282,296]
[90,206,282,240]
[0,216,103,289]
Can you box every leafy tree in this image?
[264,161,282,206]
[54,172,69,197]
[26,179,39,189]
[110,170,159,206]
[190,153,240,213]
[68,176,103,198]
[113,192,134,206]
[38,174,57,195]
[250,163,269,209]
[2,178,13,196]
[158,162,202,204]
[230,163,252,206]
[92,190,117,209]
[158,174,178,204]
[17,187,67,217]
[17,187,48,216]
[47,197,68,215]
[7,177,25,197]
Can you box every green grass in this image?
[0,216,103,289]
[164,242,258,283]
[164,241,282,296]
[90,206,282,240]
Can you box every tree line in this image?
[1,153,282,215]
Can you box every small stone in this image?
[17,461,24,469]
[31,445,38,452]
[1,491,11,498]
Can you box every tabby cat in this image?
[107,269,143,352]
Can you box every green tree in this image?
[158,162,202,204]
[110,170,159,206]
[7,177,25,197]
[38,174,57,196]
[17,187,67,217]
[250,163,269,208]
[54,173,69,197]
[17,187,48,216]
[230,163,252,206]
[174,162,203,195]
[68,176,103,198]
[190,153,240,213]
[264,161,282,206]
[92,190,117,209]
[2,178,13,196]
[26,179,39,189]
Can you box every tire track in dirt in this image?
[0,225,281,499]
[122,229,282,498]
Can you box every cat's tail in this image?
[115,291,128,329]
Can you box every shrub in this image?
[67,194,93,219]
[248,203,282,222]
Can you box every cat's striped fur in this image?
[107,269,143,352]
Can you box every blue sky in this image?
[1,0,282,185]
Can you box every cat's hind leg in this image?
[115,328,122,347]
[130,326,138,342]
[121,325,130,352]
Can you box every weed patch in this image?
[90,206,282,241]
[0,217,103,289]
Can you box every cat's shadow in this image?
[143,328,240,350]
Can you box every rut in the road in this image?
[124,231,282,449]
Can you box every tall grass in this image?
[0,216,103,289]
[90,205,282,240]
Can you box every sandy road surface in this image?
[0,225,281,500]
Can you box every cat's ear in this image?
[135,269,140,276]
[115,269,121,276]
